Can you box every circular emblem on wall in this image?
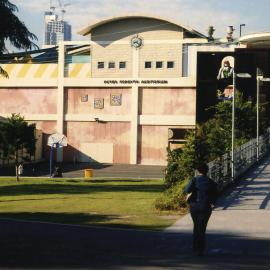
[131,35,143,49]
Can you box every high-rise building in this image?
[44,11,72,47]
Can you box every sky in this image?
[9,0,270,48]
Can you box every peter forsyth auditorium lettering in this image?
[0,15,239,165]
[104,80,168,84]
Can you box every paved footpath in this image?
[166,157,270,265]
[0,158,270,269]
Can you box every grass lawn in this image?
[0,177,182,230]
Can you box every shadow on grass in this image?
[0,212,119,225]
[0,212,169,231]
[0,182,165,197]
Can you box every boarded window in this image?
[156,61,163,68]
[108,62,115,69]
[145,61,152,68]
[119,62,126,69]
[98,62,104,69]
[167,61,174,69]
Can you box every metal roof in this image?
[78,14,207,38]
[239,32,270,48]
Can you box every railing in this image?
[208,128,270,191]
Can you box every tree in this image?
[0,114,36,181]
[0,0,38,77]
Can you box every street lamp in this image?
[256,68,270,161]
[240,24,246,37]
[231,72,252,181]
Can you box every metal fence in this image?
[208,128,270,191]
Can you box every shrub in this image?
[164,130,197,188]
[155,181,188,210]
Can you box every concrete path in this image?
[167,156,270,247]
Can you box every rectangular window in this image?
[119,61,126,69]
[108,62,115,69]
[98,62,104,69]
[167,61,174,69]
[145,61,152,68]
[156,61,163,68]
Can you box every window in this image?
[156,61,163,68]
[98,62,104,69]
[145,61,152,69]
[108,62,115,69]
[167,61,174,69]
[119,61,126,69]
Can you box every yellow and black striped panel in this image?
[0,63,91,79]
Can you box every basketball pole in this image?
[49,144,54,177]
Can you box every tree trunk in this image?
[15,152,19,182]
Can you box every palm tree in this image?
[0,0,38,77]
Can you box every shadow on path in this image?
[0,219,269,269]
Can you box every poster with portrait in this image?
[217,56,234,101]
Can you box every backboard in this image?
[47,133,67,148]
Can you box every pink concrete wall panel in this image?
[65,88,131,115]
[65,121,130,163]
[138,125,183,165]
[139,88,196,115]
[28,121,57,160]
[0,88,57,114]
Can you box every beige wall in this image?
[91,44,133,78]
[139,87,196,115]
[139,43,182,78]
[90,17,183,78]
[0,88,57,114]
[64,122,130,164]
[138,125,187,165]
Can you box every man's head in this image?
[196,163,209,175]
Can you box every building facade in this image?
[44,12,72,46]
[0,15,238,165]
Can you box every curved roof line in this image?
[239,32,270,43]
[78,14,207,38]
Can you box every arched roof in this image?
[78,14,207,38]
[239,32,270,48]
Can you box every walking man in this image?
[185,163,218,256]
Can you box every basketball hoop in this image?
[47,133,67,177]
[47,133,67,148]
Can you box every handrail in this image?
[208,128,270,191]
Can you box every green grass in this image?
[0,177,181,230]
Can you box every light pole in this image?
[257,68,261,162]
[231,72,252,181]
[240,24,246,37]
[231,72,236,181]
[256,69,270,161]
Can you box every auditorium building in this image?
[0,15,240,165]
